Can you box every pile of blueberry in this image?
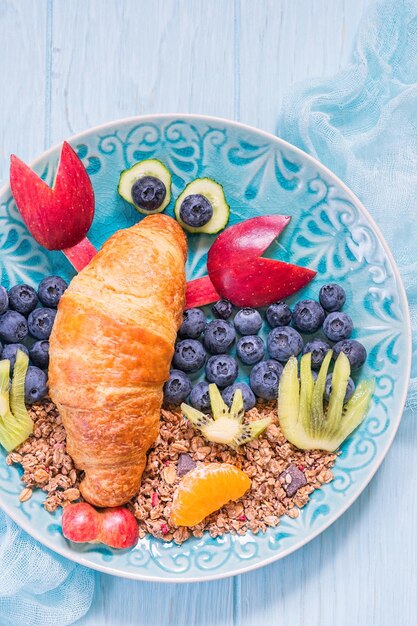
[163,283,367,411]
[0,276,67,404]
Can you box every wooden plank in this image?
[49,0,236,143]
[78,578,235,626]
[0,0,48,183]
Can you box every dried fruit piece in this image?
[177,454,197,477]
[170,462,250,527]
[181,384,271,448]
[279,464,307,497]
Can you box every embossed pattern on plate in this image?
[0,115,410,582]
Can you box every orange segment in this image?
[170,462,251,527]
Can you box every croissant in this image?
[49,214,187,507]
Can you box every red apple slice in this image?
[10,142,97,271]
[185,275,221,309]
[185,214,315,308]
[207,214,291,276]
[209,257,316,307]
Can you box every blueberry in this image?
[24,366,48,405]
[131,176,166,212]
[236,335,265,365]
[212,299,233,320]
[333,339,367,370]
[303,339,331,370]
[8,284,38,316]
[250,359,283,400]
[205,355,238,388]
[222,382,256,411]
[234,308,262,335]
[267,326,303,362]
[0,311,28,343]
[178,308,206,339]
[189,381,211,412]
[319,283,346,312]
[38,276,68,308]
[1,343,29,373]
[324,373,355,403]
[179,194,213,227]
[172,339,206,373]
[292,299,325,333]
[323,312,353,342]
[27,308,56,340]
[0,286,8,314]
[203,320,236,354]
[266,302,292,327]
[29,340,50,369]
[163,370,192,406]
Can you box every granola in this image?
[7,399,336,544]
[7,400,81,511]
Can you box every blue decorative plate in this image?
[0,115,411,582]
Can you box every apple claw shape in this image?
[10,141,95,252]
[207,214,291,275]
[209,257,316,307]
[185,215,316,308]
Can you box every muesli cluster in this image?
[8,399,335,545]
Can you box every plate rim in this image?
[0,113,412,583]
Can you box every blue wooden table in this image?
[1,1,416,625]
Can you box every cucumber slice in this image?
[174,178,230,234]
[181,383,271,448]
[118,159,172,214]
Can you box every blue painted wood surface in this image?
[1,1,416,625]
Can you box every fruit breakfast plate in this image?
[0,114,411,582]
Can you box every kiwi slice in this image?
[181,384,271,448]
[0,350,33,452]
[278,351,374,452]
[118,159,172,214]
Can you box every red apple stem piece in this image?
[185,275,221,309]
[63,237,97,272]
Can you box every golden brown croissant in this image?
[49,214,187,507]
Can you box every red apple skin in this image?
[62,503,139,550]
[62,502,100,543]
[10,141,94,251]
[98,507,139,550]
[185,275,221,309]
[207,215,291,276]
[209,257,316,307]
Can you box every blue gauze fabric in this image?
[0,510,95,626]
[279,0,417,408]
